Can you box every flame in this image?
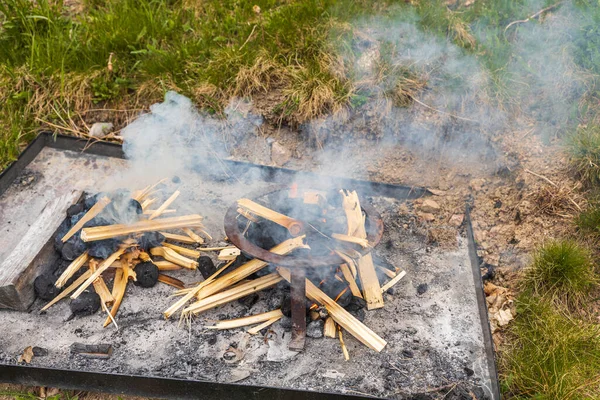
[289,182,298,199]
[309,303,318,310]
[334,287,349,302]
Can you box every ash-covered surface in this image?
[0,147,493,399]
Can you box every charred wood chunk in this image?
[70,291,101,316]
[138,232,166,252]
[197,256,216,280]
[87,239,121,259]
[345,296,367,312]
[280,293,312,318]
[134,262,159,288]
[61,235,87,261]
[54,219,71,253]
[244,221,288,250]
[70,342,113,359]
[34,273,62,301]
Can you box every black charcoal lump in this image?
[70,291,101,316]
[88,239,121,259]
[134,262,159,288]
[197,256,216,279]
[138,232,165,251]
[34,273,62,301]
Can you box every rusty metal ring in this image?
[224,188,384,268]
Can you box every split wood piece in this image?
[278,267,386,352]
[71,248,126,299]
[70,343,113,359]
[103,261,135,327]
[148,190,180,220]
[335,250,358,278]
[141,198,157,211]
[340,264,363,299]
[81,214,204,242]
[324,317,336,338]
[339,328,350,361]
[158,274,185,289]
[237,208,259,223]
[160,232,196,245]
[197,246,234,252]
[237,198,304,236]
[61,196,111,242]
[154,261,182,271]
[196,236,308,302]
[248,316,282,335]
[162,242,200,259]
[89,259,115,306]
[199,229,213,241]
[184,273,284,315]
[143,209,176,215]
[206,309,284,330]
[163,259,235,318]
[55,252,89,288]
[132,178,167,202]
[218,247,241,261]
[182,228,204,244]
[376,265,397,279]
[341,190,384,310]
[331,233,370,248]
[381,270,407,294]
[150,247,198,269]
[40,269,93,312]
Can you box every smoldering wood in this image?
[70,342,113,359]
[0,191,82,310]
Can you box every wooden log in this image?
[206,309,283,330]
[237,198,304,236]
[71,249,126,299]
[160,232,196,244]
[158,274,185,289]
[380,270,407,293]
[162,242,200,259]
[80,214,204,242]
[184,273,283,315]
[324,317,336,338]
[55,251,89,288]
[331,233,370,248]
[247,316,281,335]
[40,269,92,312]
[61,196,111,242]
[278,267,386,352]
[148,190,180,220]
[182,228,204,244]
[150,247,198,269]
[196,236,307,301]
[341,190,384,310]
[1,191,81,310]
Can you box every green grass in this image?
[569,125,600,187]
[501,293,600,399]
[521,240,598,309]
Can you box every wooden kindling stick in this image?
[182,228,204,244]
[62,197,111,242]
[237,198,304,236]
[381,270,407,294]
[150,247,198,269]
[247,316,281,335]
[103,261,136,327]
[80,214,204,242]
[71,248,126,299]
[158,274,185,289]
[148,190,180,220]
[162,242,200,259]
[160,232,196,244]
[206,309,283,330]
[55,251,89,288]
[278,267,387,352]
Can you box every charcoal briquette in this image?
[345,296,367,312]
[34,273,62,301]
[66,203,85,218]
[138,232,166,251]
[197,256,216,279]
[134,262,159,288]
[87,239,121,259]
[61,236,87,261]
[70,291,101,316]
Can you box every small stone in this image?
[89,122,114,138]
[271,141,291,166]
[306,320,324,338]
[402,349,414,358]
[417,283,428,295]
[207,335,217,346]
[420,199,440,213]
[417,212,435,222]
[32,347,48,357]
[449,214,464,227]
[464,367,475,377]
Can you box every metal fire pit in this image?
[224,187,384,350]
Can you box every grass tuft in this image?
[568,125,600,187]
[576,204,600,236]
[501,293,600,400]
[521,240,598,309]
